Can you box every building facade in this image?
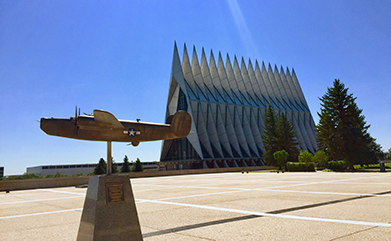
[26,161,159,176]
[160,43,317,169]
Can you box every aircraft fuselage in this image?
[40,110,191,144]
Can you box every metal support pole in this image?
[107,141,112,175]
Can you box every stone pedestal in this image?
[77,175,143,241]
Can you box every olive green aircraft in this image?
[40,109,191,147]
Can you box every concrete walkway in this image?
[1,172,390,240]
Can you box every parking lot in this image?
[1,172,391,240]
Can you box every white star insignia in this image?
[124,128,140,137]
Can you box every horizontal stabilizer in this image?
[94,110,125,129]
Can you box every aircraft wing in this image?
[93,110,125,129]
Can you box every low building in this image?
[26,162,159,176]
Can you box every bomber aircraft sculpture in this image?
[40,108,191,174]
[41,109,191,146]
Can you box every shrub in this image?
[298,151,314,163]
[327,161,348,171]
[46,172,69,178]
[7,173,44,180]
[286,162,316,172]
[314,150,328,167]
[273,150,289,170]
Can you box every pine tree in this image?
[132,158,144,172]
[275,112,299,162]
[111,158,118,173]
[121,155,131,173]
[262,105,279,165]
[316,79,377,169]
[363,134,384,165]
[94,158,106,175]
[262,105,299,164]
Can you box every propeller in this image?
[73,106,80,136]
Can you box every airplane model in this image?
[40,109,192,147]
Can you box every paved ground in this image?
[1,172,391,240]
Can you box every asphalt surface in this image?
[1,172,390,240]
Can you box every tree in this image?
[273,150,289,170]
[386,148,391,160]
[362,134,384,165]
[121,155,131,173]
[262,105,300,164]
[314,150,328,167]
[275,112,299,162]
[316,79,379,169]
[262,105,279,165]
[111,158,118,173]
[298,150,314,163]
[94,158,106,175]
[132,158,144,172]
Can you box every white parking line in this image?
[253,188,391,197]
[137,198,391,228]
[5,174,389,206]
[37,189,85,196]
[0,208,82,220]
[133,174,391,192]
[4,186,388,206]
[130,182,391,200]
[0,196,83,205]
[157,190,249,201]
[249,174,391,189]
[335,182,391,185]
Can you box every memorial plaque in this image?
[106,182,125,205]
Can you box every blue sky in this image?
[1,0,390,175]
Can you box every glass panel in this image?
[195,83,208,101]
[177,88,188,111]
[222,89,234,104]
[185,82,198,100]
[232,92,242,105]
[214,87,226,103]
[204,85,217,102]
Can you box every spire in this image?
[182,43,198,99]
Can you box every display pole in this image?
[107,141,112,175]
